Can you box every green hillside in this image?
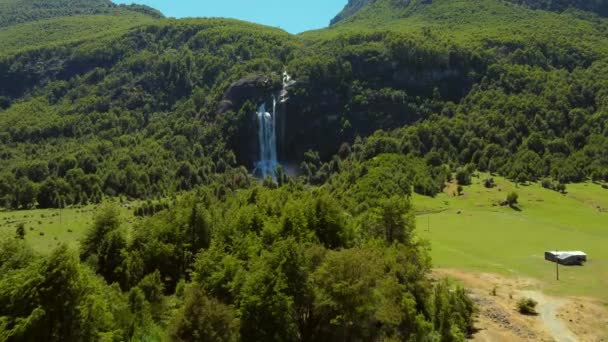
[414,176,608,301]
[1,1,608,340]
[0,13,156,56]
[1,0,607,209]
[0,0,162,28]
[330,0,608,25]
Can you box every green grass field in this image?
[0,202,136,253]
[414,175,608,302]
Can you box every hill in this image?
[1,0,608,340]
[0,0,607,209]
[0,0,162,28]
[331,0,608,25]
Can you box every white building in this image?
[545,251,587,265]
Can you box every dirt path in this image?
[434,269,608,342]
[519,290,578,342]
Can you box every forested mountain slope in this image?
[0,0,162,28]
[331,0,608,25]
[0,0,607,210]
[1,1,608,341]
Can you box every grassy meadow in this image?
[415,174,608,302]
[0,202,136,253]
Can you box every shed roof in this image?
[546,251,587,259]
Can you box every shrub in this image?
[16,223,25,239]
[483,178,495,188]
[455,169,471,186]
[517,298,538,315]
[506,192,518,206]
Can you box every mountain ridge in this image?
[330,0,608,25]
[0,0,162,28]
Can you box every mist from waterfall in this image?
[254,72,295,179]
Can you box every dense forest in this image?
[1,0,607,209]
[1,150,475,341]
[0,0,162,28]
[1,0,608,340]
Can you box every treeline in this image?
[0,164,475,341]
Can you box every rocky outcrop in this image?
[218,74,282,168]
[330,0,376,25]
[216,74,275,115]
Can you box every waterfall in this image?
[254,100,278,179]
[254,71,295,179]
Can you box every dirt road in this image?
[434,269,608,342]
[519,290,578,342]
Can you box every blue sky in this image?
[112,0,348,34]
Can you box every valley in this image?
[1,0,608,340]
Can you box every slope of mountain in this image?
[1,1,608,341]
[0,0,162,28]
[0,0,606,209]
[331,0,608,25]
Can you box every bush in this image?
[483,178,495,188]
[541,179,567,193]
[455,169,471,186]
[16,223,25,239]
[506,192,518,206]
[517,298,538,315]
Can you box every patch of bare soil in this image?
[434,269,608,342]
[557,300,608,342]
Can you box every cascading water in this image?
[254,71,295,179]
[254,98,279,178]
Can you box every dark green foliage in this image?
[430,279,476,340]
[80,203,126,286]
[517,297,538,315]
[542,179,567,193]
[0,236,34,274]
[169,284,239,342]
[134,200,171,217]
[506,192,519,207]
[15,222,25,239]
[456,168,472,186]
